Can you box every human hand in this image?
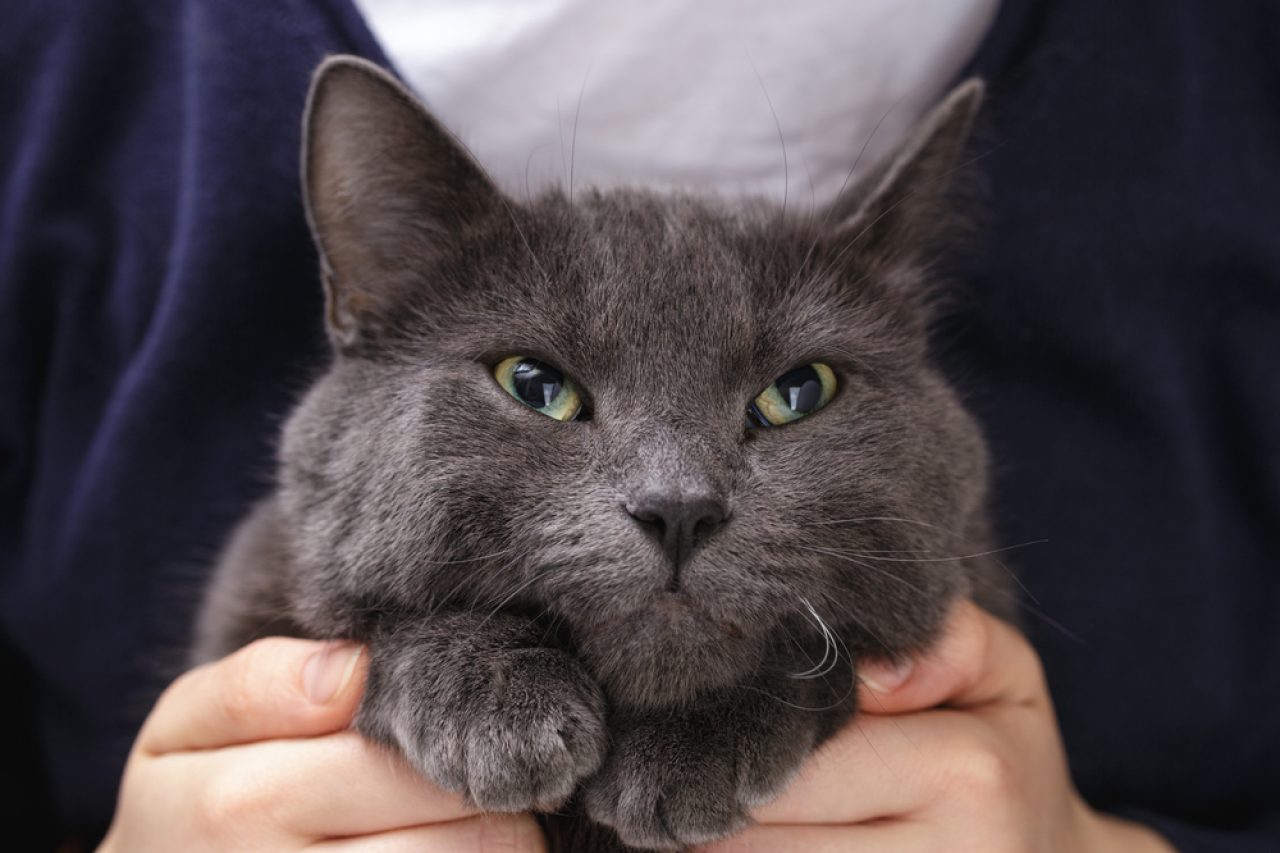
[696,601,1175,853]
[99,637,545,851]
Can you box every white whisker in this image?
[790,596,839,680]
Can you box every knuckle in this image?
[196,764,278,837]
[945,732,1019,800]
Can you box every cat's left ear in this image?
[302,56,502,352]
[830,79,984,265]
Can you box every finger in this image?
[695,819,933,852]
[751,704,1040,826]
[160,731,479,840]
[857,599,1045,714]
[308,813,546,852]
[141,637,366,755]
[747,714,930,824]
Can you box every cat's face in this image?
[279,58,991,707]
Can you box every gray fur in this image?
[192,56,1008,852]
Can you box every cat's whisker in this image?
[850,717,901,779]
[775,617,816,671]
[738,681,855,714]
[416,547,520,566]
[805,158,817,226]
[556,98,567,194]
[967,571,1087,646]
[812,539,1048,564]
[791,543,926,596]
[424,562,518,621]
[536,608,570,647]
[770,598,861,711]
[523,145,539,205]
[475,572,544,630]
[568,59,593,204]
[807,515,949,533]
[789,596,839,680]
[964,552,1044,610]
[810,592,931,759]
[810,587,893,656]
[782,86,913,296]
[399,547,525,622]
[746,52,789,225]
[1017,601,1088,647]
[834,548,932,554]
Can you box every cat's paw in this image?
[379,646,608,811]
[582,707,814,850]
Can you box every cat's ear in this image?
[302,56,501,351]
[830,79,984,266]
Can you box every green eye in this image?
[749,363,837,427]
[494,356,585,421]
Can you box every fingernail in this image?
[860,657,914,693]
[303,642,362,704]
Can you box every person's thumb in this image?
[857,600,1045,715]
[139,637,366,755]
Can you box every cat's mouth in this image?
[581,589,741,636]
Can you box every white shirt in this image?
[351,0,997,208]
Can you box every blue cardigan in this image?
[2,1,1276,849]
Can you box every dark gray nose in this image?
[625,492,728,586]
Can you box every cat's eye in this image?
[749,363,837,428]
[494,356,585,421]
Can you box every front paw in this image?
[365,645,607,811]
[583,705,815,850]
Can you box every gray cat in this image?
[192,56,1011,852]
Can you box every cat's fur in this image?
[192,56,1010,852]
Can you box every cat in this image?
[192,55,1011,852]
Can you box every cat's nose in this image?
[625,492,728,585]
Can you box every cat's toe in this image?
[389,647,607,812]
[582,736,749,850]
[464,648,608,810]
[654,783,750,848]
[582,700,820,850]
[734,719,815,808]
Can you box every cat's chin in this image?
[576,591,766,709]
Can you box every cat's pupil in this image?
[511,359,564,409]
[776,365,823,413]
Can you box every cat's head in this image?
[279,56,991,708]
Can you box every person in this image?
[3,1,1277,850]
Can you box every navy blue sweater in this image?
[2,1,1277,850]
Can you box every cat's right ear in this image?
[302,56,501,352]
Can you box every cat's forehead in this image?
[424,187,891,408]
[515,191,832,382]
[577,196,753,343]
